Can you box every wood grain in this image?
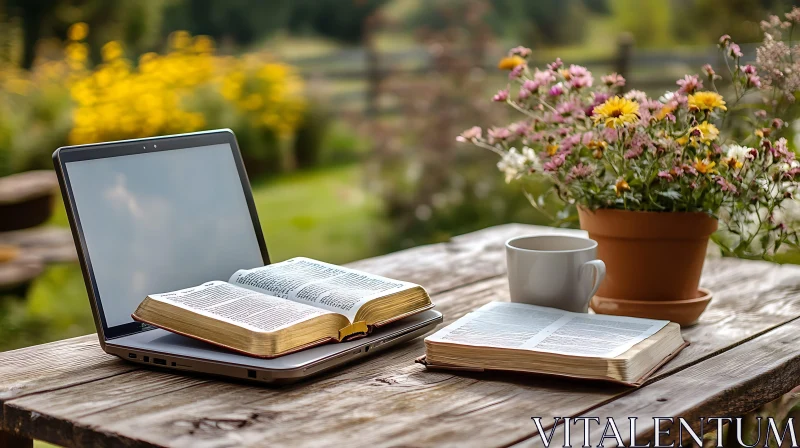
[344,223,584,293]
[3,225,800,448]
[515,318,800,448]
[6,255,800,448]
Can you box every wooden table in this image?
[2,224,800,448]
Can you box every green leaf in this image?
[658,190,682,200]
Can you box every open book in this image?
[132,257,433,358]
[420,302,687,386]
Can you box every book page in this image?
[426,302,668,358]
[228,257,415,321]
[148,281,332,333]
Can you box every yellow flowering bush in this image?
[0,23,309,176]
[66,26,305,147]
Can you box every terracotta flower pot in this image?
[578,207,718,324]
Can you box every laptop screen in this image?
[66,143,265,330]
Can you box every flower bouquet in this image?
[458,13,800,324]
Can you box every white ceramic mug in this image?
[505,235,606,313]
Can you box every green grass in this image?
[1,163,384,354]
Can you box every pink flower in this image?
[560,134,581,151]
[567,65,593,89]
[509,64,525,80]
[784,167,800,179]
[522,79,539,91]
[702,64,716,79]
[509,46,532,58]
[533,69,556,86]
[774,137,792,159]
[566,163,593,181]
[772,118,784,129]
[556,100,579,116]
[601,127,618,143]
[601,73,626,88]
[657,171,673,181]
[509,121,530,137]
[547,58,563,71]
[543,153,567,172]
[682,164,698,176]
[570,76,593,89]
[624,147,643,159]
[729,43,743,58]
[742,64,757,75]
[493,89,509,102]
[716,177,738,194]
[677,75,703,94]
[548,83,565,97]
[746,74,762,88]
[487,127,511,143]
[518,87,531,100]
[787,7,800,24]
[755,109,768,118]
[456,126,482,142]
[719,35,732,46]
[581,132,593,146]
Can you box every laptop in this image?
[53,129,442,383]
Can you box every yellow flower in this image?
[101,41,123,62]
[546,144,559,156]
[614,178,630,196]
[688,91,727,111]
[592,96,639,128]
[725,158,744,170]
[587,140,607,159]
[676,135,689,146]
[655,104,675,120]
[694,158,716,174]
[498,56,525,70]
[691,121,720,144]
[68,23,89,41]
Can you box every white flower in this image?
[522,146,542,171]
[725,145,753,170]
[497,148,531,183]
[726,145,750,161]
[659,91,675,103]
[780,159,800,172]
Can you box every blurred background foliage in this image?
[0,0,799,353]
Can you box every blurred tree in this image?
[678,0,798,45]
[409,0,605,47]
[4,0,168,68]
[162,0,291,47]
[162,0,388,47]
[610,0,672,47]
[286,0,390,44]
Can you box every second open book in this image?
[420,302,687,386]
[132,258,433,358]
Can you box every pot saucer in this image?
[590,288,713,327]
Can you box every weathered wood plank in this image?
[5,256,800,448]
[0,334,136,407]
[516,318,800,448]
[344,223,584,293]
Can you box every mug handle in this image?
[581,259,606,300]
